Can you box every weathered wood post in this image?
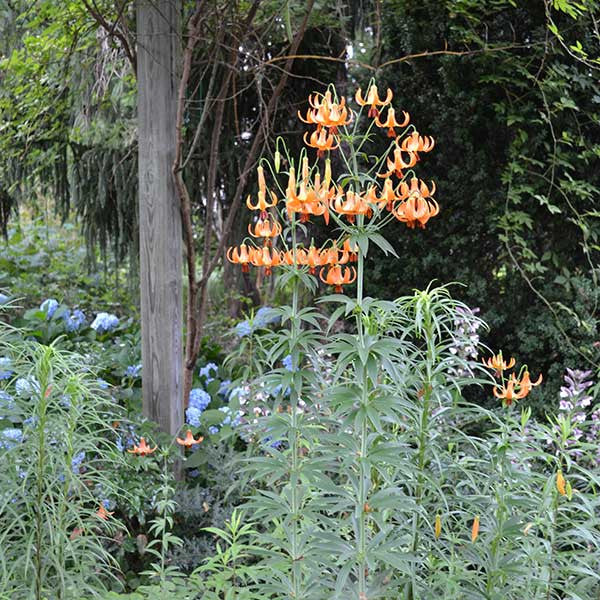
[137,0,182,434]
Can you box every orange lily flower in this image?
[128,437,157,456]
[176,429,204,447]
[482,352,516,374]
[374,107,410,137]
[331,190,371,223]
[249,246,281,276]
[322,242,350,266]
[302,245,328,274]
[96,503,114,520]
[304,128,339,157]
[342,238,359,262]
[378,146,418,179]
[397,177,436,201]
[286,171,333,224]
[355,84,393,117]
[393,195,440,229]
[319,264,357,292]
[375,178,398,211]
[227,243,252,273]
[248,217,282,241]
[493,371,542,407]
[401,131,435,154]
[246,190,278,215]
[299,94,351,133]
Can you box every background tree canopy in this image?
[1,0,599,410]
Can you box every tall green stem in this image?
[289,216,302,598]
[355,210,369,597]
[408,300,434,599]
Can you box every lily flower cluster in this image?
[483,352,542,407]
[227,84,439,293]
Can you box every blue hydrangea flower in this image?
[40,298,59,319]
[188,468,200,477]
[185,406,202,427]
[254,306,281,327]
[102,498,111,509]
[208,426,219,435]
[59,394,71,409]
[282,354,293,371]
[0,428,23,450]
[97,379,109,390]
[219,406,243,427]
[91,312,119,334]
[234,320,252,337]
[218,379,231,398]
[15,377,39,397]
[24,416,38,428]
[0,357,12,380]
[64,309,86,332]
[0,293,9,305]
[199,362,218,383]
[0,391,14,416]
[115,436,124,452]
[125,364,142,378]
[189,388,211,411]
[71,451,85,473]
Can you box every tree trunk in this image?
[137,0,182,434]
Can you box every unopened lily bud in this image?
[471,515,480,542]
[556,470,566,496]
[274,151,281,173]
[257,166,266,193]
[302,156,309,180]
[324,158,331,188]
[434,514,442,539]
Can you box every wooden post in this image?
[137,0,182,434]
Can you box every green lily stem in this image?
[290,214,302,598]
[408,300,434,600]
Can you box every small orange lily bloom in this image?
[322,243,350,266]
[331,190,371,223]
[401,131,435,154]
[286,171,334,224]
[176,430,204,448]
[299,95,351,132]
[128,437,157,456]
[471,515,480,542]
[227,243,252,273]
[393,196,440,229]
[397,177,436,201]
[304,128,339,157]
[375,178,398,211]
[493,371,542,407]
[342,238,359,262]
[249,246,281,276]
[482,352,516,374]
[248,217,282,240]
[355,84,393,117]
[374,107,410,137]
[96,504,114,520]
[378,146,418,179]
[298,245,328,274]
[246,190,278,215]
[319,264,357,293]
